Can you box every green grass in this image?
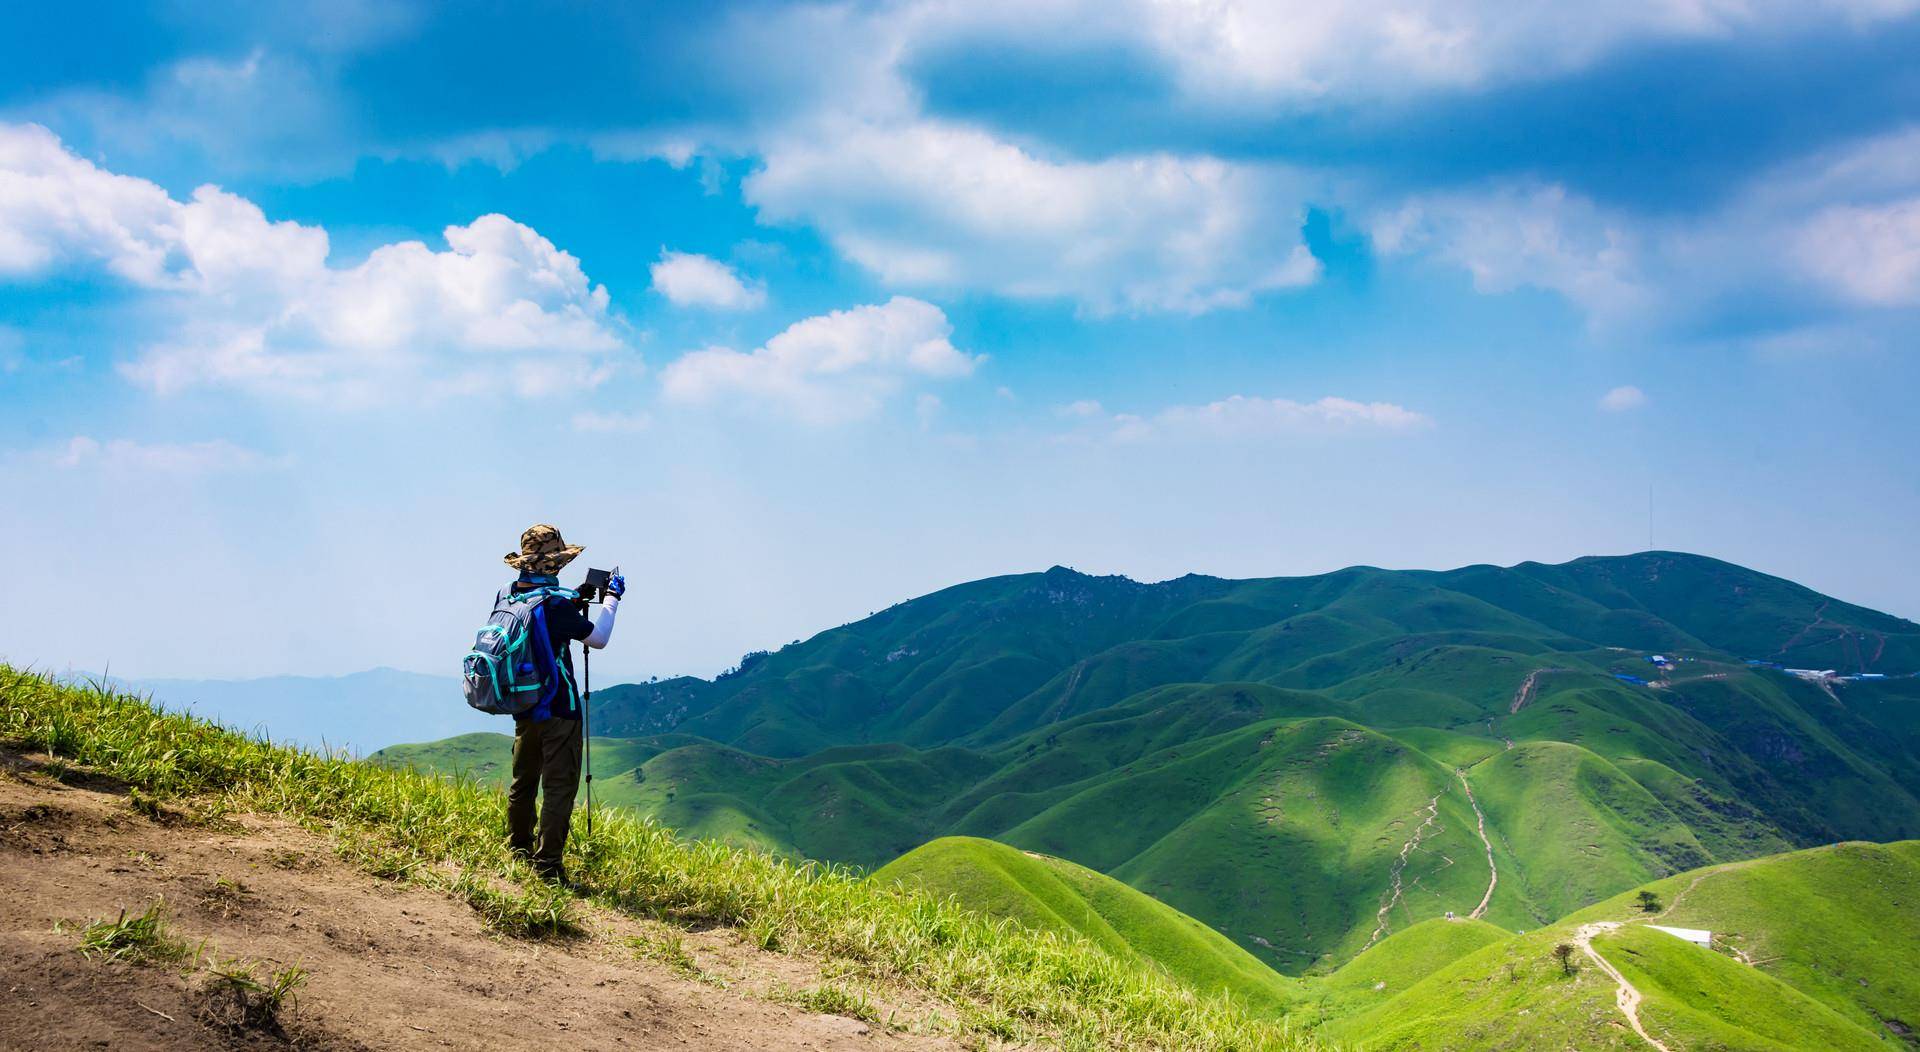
[1,666,1311,1051]
[1567,839,1920,1042]
[1595,924,1884,1051]
[74,899,199,965]
[1312,918,1511,1018]
[1327,840,1920,1049]
[877,836,1299,1015]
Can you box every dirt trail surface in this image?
[0,754,958,1052]
[1361,793,1443,951]
[1453,771,1497,920]
[1507,668,1570,715]
[1573,922,1671,1052]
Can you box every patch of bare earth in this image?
[0,752,963,1051]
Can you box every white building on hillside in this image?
[1649,925,1712,947]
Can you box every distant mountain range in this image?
[376,550,1920,988]
[82,667,481,756]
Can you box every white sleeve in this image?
[584,592,618,649]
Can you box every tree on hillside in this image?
[1551,943,1578,977]
[1636,890,1661,913]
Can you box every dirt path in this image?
[1361,793,1443,951]
[1482,717,1513,751]
[0,753,956,1052]
[1454,771,1497,920]
[1508,668,1571,715]
[1573,922,1671,1052]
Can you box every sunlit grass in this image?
[2,666,1313,1051]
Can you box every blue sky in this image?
[2,0,1918,682]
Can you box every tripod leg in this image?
[583,642,593,839]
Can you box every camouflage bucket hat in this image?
[504,523,585,574]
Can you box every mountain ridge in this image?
[380,550,1920,981]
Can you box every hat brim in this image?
[503,544,585,573]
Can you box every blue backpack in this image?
[462,586,578,715]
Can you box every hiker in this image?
[496,524,623,881]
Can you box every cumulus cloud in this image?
[1795,199,1920,306]
[744,118,1319,314]
[1599,385,1649,412]
[650,250,766,310]
[1371,183,1647,325]
[660,296,980,423]
[50,435,286,473]
[0,123,628,403]
[1061,394,1431,442]
[1371,124,1920,336]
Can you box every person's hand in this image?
[606,572,626,599]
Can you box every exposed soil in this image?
[0,752,962,1052]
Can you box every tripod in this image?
[581,640,594,838]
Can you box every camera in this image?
[578,567,611,602]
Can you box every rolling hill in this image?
[1326,839,1920,1049]
[874,837,1300,1015]
[378,551,1920,983]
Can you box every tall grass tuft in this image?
[1,666,1314,1050]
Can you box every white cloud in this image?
[0,123,629,404]
[661,296,980,423]
[888,1,1919,107]
[1372,183,1647,325]
[51,435,286,473]
[744,118,1319,314]
[1371,125,1920,335]
[571,410,654,434]
[650,250,766,310]
[1599,385,1648,412]
[1795,198,1920,306]
[1072,394,1431,442]
[1055,399,1105,418]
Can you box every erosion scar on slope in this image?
[1361,792,1443,951]
[1509,668,1571,715]
[1455,770,1497,920]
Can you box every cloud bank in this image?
[0,122,628,404]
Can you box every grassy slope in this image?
[1334,841,1920,1049]
[1568,839,1920,1041]
[876,837,1299,1015]
[1,668,1311,1051]
[1309,918,1511,1021]
[1596,924,1884,1051]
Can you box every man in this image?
[500,524,623,881]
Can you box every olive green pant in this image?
[506,716,582,867]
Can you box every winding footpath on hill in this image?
[1362,793,1444,951]
[1573,921,1672,1052]
[1454,770,1497,920]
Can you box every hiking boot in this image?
[533,860,568,884]
[508,843,533,863]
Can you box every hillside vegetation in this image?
[0,667,1312,1051]
[383,552,1920,979]
[1328,840,1920,1049]
[876,837,1299,1016]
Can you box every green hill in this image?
[383,552,1920,980]
[875,837,1299,1014]
[1313,917,1511,1017]
[1328,840,1920,1049]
